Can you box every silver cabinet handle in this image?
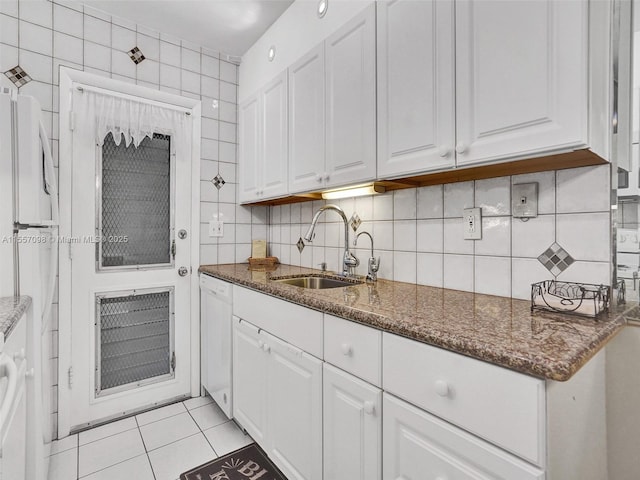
[178,267,189,277]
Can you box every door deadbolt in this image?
[178,229,188,239]
[178,267,188,277]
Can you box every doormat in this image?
[180,443,288,480]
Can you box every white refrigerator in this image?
[0,88,58,480]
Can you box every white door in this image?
[323,364,381,480]
[325,4,376,188]
[238,94,262,203]
[232,318,268,445]
[266,332,322,480]
[68,90,192,428]
[455,0,588,166]
[383,393,544,480]
[288,44,326,194]
[261,71,288,200]
[377,0,455,178]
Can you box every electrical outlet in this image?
[512,183,538,218]
[209,220,223,237]
[463,208,482,240]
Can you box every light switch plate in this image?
[463,208,482,240]
[512,183,538,218]
[209,220,223,237]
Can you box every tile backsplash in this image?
[268,164,612,300]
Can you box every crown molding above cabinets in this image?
[238,0,620,206]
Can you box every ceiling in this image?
[84,0,294,57]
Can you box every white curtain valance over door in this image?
[73,86,192,154]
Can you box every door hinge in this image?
[69,111,76,131]
[68,242,73,260]
[170,352,176,372]
[68,366,73,388]
[171,239,176,259]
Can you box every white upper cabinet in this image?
[238,94,261,203]
[325,4,377,187]
[288,4,377,194]
[262,72,289,199]
[455,0,588,166]
[377,0,455,178]
[289,44,326,194]
[238,71,288,204]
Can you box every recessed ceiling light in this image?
[268,45,276,62]
[317,0,328,18]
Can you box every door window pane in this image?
[96,289,173,396]
[100,133,171,268]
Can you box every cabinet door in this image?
[232,318,268,445]
[325,4,376,188]
[377,0,455,178]
[323,364,381,480]
[238,94,262,203]
[455,0,588,166]
[262,71,288,200]
[266,333,322,480]
[383,393,544,480]
[289,44,326,194]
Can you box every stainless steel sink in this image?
[273,276,361,289]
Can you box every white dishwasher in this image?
[200,274,233,418]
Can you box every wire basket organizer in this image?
[531,280,611,318]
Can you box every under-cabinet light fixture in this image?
[268,45,276,62]
[317,0,328,18]
[321,183,385,200]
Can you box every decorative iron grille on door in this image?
[97,132,173,270]
[95,288,175,397]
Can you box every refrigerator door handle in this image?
[39,121,58,226]
[38,121,59,332]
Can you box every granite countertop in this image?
[0,296,32,339]
[199,263,634,382]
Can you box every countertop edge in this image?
[199,266,629,382]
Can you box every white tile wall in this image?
[1,0,264,439]
[269,166,612,300]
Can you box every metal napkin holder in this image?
[531,280,610,318]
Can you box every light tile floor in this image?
[48,396,253,480]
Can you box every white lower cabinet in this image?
[323,364,381,480]
[267,333,322,480]
[383,393,545,480]
[232,318,268,445]
[232,317,323,480]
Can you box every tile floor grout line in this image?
[76,452,149,480]
[77,423,139,448]
[185,402,220,458]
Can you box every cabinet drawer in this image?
[383,393,544,480]
[383,332,545,466]
[234,286,323,358]
[324,315,381,386]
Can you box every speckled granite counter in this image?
[0,296,31,339]
[199,264,632,382]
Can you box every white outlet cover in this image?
[209,220,223,237]
[463,207,482,240]
[512,182,538,218]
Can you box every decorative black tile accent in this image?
[211,174,226,190]
[4,66,32,87]
[349,213,361,231]
[296,237,305,253]
[128,47,146,64]
[538,242,574,277]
